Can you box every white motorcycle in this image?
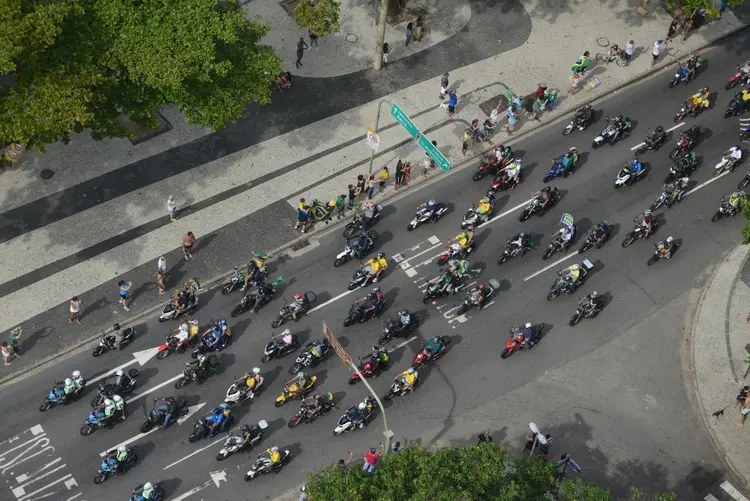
[714,154,741,176]
[334,396,376,436]
[407,204,447,231]
[224,377,265,405]
[158,295,198,322]
[614,163,646,188]
[216,420,268,460]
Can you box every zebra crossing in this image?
[704,481,748,501]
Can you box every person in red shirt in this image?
[363,443,384,472]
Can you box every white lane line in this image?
[630,122,685,151]
[405,268,418,278]
[704,495,718,501]
[393,336,418,350]
[308,289,355,313]
[398,243,443,268]
[99,428,157,457]
[172,480,213,501]
[721,481,749,501]
[523,253,579,282]
[684,170,729,196]
[126,374,183,403]
[478,198,534,229]
[164,439,223,470]
[413,251,447,269]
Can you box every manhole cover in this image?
[345,33,358,43]
[39,169,55,180]
[291,240,311,251]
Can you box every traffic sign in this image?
[366,128,379,151]
[567,458,581,473]
[390,104,420,139]
[323,321,352,369]
[418,134,451,173]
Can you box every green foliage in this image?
[741,201,750,244]
[293,0,341,37]
[0,0,281,150]
[305,443,674,501]
[665,0,744,19]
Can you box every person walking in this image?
[1,342,11,366]
[439,73,449,99]
[506,109,517,134]
[9,326,22,356]
[446,90,458,119]
[625,40,635,62]
[666,18,680,43]
[118,280,132,311]
[337,451,353,470]
[355,174,366,201]
[182,231,195,261]
[156,269,166,296]
[157,256,167,274]
[394,158,404,190]
[167,195,177,222]
[295,37,309,68]
[405,22,414,46]
[69,296,83,324]
[362,443,384,473]
[651,39,665,67]
[378,166,389,192]
[740,399,750,427]
[308,29,319,49]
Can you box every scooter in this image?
[614,162,646,188]
[224,377,265,405]
[500,324,545,359]
[158,295,198,322]
[343,296,386,327]
[411,336,452,368]
[334,397,376,436]
[562,105,593,135]
[407,204,448,231]
[216,421,268,460]
[92,325,135,357]
[244,450,293,481]
[261,334,299,363]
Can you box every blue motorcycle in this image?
[80,409,109,436]
[94,448,137,484]
[669,66,692,88]
[39,386,68,412]
[543,148,578,183]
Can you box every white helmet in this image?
[143,482,153,490]
[270,446,279,454]
[104,398,113,406]
[358,402,367,412]
[64,378,73,385]
[252,367,261,375]
[197,354,206,363]
[115,369,123,377]
[569,147,577,153]
[72,370,81,378]
[407,368,415,374]
[282,328,291,336]
[524,323,532,329]
[117,445,127,454]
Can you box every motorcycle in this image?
[471,154,500,181]
[383,374,418,400]
[174,354,222,388]
[158,294,198,322]
[230,278,282,317]
[348,353,389,384]
[261,334,300,363]
[343,208,382,238]
[289,341,331,374]
[714,154,741,176]
[343,295,386,327]
[221,268,247,295]
[225,377,265,405]
[500,323,545,358]
[542,226,577,260]
[275,376,317,407]
[621,222,658,248]
[244,450,293,481]
[189,412,235,443]
[92,326,135,357]
[334,230,378,267]
[743,124,750,142]
[437,242,473,266]
[378,314,419,344]
[156,322,199,360]
[129,484,165,501]
[94,448,137,484]
[498,236,534,264]
[486,174,517,198]
[39,384,82,412]
[139,397,190,433]
[422,273,466,304]
[635,130,668,156]
[407,203,448,231]
[669,66,693,88]
[461,195,495,228]
[288,394,335,428]
[411,336,452,368]
[711,196,743,222]
[456,283,496,315]
[90,370,139,407]
[738,171,750,190]
[191,332,231,359]
[647,240,677,266]
[543,152,578,183]
[725,93,747,118]
[80,409,111,436]
[578,225,611,254]
[665,154,698,183]
[271,292,315,328]
[217,421,268,460]
[546,259,594,301]
[519,187,558,222]
[562,105,594,136]
[650,187,686,211]
[668,126,701,159]
[726,67,749,90]
[334,397,376,435]
[674,99,707,123]
[569,298,604,326]
[614,163,646,188]
[592,117,632,148]
[348,268,375,290]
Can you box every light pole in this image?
[367,100,390,174]
[528,422,548,457]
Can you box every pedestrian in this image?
[182,231,195,261]
[478,431,493,444]
[391,441,403,453]
[347,184,357,208]
[666,18,680,43]
[446,90,458,118]
[157,256,167,273]
[69,296,83,324]
[118,280,132,311]
[308,29,318,49]
[295,205,311,233]
[402,162,412,184]
[414,16,424,41]
[295,37,309,68]
[167,195,177,222]
[366,174,377,199]
[720,0,728,15]
[156,269,166,295]
[681,19,693,44]
[356,174,366,201]
[625,40,635,62]
[405,22,413,46]
[571,51,590,75]
[506,109,517,134]
[378,166,389,191]
[740,399,750,427]
[535,82,548,100]
[381,43,390,67]
[439,73,449,99]
[511,94,525,116]
[9,326,22,355]
[337,451,353,470]
[394,158,404,190]
[1,342,11,366]
[651,39,665,67]
[423,141,437,176]
[737,385,750,409]
[299,486,308,501]
[362,443,384,473]
[567,72,580,95]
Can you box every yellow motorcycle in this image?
[275,376,317,407]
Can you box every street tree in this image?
[665,0,744,19]
[0,0,281,150]
[741,202,750,244]
[293,0,342,37]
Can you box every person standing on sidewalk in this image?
[666,18,680,43]
[446,90,458,119]
[347,184,357,208]
[157,269,166,295]
[366,174,377,199]
[167,195,177,222]
[681,19,693,44]
[308,29,318,49]
[182,231,195,261]
[157,256,167,274]
[9,326,22,356]
[1,342,12,366]
[394,158,404,190]
[118,280,132,311]
[439,73,449,100]
[405,22,414,46]
[355,174,366,202]
[625,40,635,63]
[295,37,309,69]
[378,166,389,192]
[362,443,384,473]
[69,296,83,324]
[651,40,665,67]
[720,0,729,15]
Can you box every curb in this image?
[689,245,750,487]
[2,24,747,388]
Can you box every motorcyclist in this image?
[688,86,710,114]
[260,446,282,473]
[111,368,132,392]
[367,345,389,372]
[102,398,117,425]
[112,445,129,474]
[71,370,85,395]
[553,147,578,173]
[290,293,308,320]
[559,264,582,287]
[353,231,372,260]
[451,226,475,254]
[678,150,698,172]
[474,197,493,217]
[573,106,591,126]
[167,321,191,351]
[153,396,178,428]
[578,291,599,316]
[627,158,644,175]
[132,482,156,501]
[186,353,211,382]
[362,199,380,229]
[357,287,384,317]
[589,221,609,246]
[302,393,333,422]
[655,236,675,258]
[61,377,77,402]
[637,210,654,236]
[205,404,232,437]
[741,89,750,113]
[237,424,259,450]
[307,340,326,360]
[202,319,230,351]
[494,145,513,164]
[512,323,534,349]
[389,310,412,334]
[466,283,492,308]
[645,125,665,147]
[508,232,531,254]
[417,199,442,222]
[235,368,262,397]
[686,52,701,78]
[503,158,521,186]
[664,177,689,205]
[421,336,444,362]
[551,226,573,249]
[728,191,747,211]
[362,253,388,282]
[397,367,418,392]
[113,394,126,421]
[606,115,627,139]
[287,371,313,399]
[534,187,555,208]
[445,260,470,293]
[173,290,192,320]
[275,328,295,350]
[726,145,743,169]
[242,252,270,291]
[346,401,368,425]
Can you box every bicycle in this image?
[595,50,629,67]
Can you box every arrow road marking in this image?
[125,374,183,403]
[88,347,161,384]
[177,403,207,425]
[172,479,214,501]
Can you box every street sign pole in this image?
[367,100,389,174]
[323,322,395,454]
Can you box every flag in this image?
[560,213,575,229]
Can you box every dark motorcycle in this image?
[500,324,544,359]
[158,294,198,322]
[498,234,534,264]
[519,187,558,222]
[635,127,667,156]
[562,105,594,135]
[334,397,376,435]
[665,153,698,183]
[456,283,496,315]
[650,186,686,211]
[231,278,281,317]
[487,174,517,197]
[592,117,631,148]
[189,412,235,443]
[378,314,419,344]
[542,226,576,260]
[140,397,190,433]
[543,151,578,183]
[289,341,331,374]
[621,222,658,248]
[738,171,750,190]
[129,484,165,501]
[725,93,747,118]
[244,450,292,481]
[471,154,500,181]
[668,126,701,159]
[94,448,137,484]
[271,292,315,328]
[711,196,743,222]
[92,325,134,357]
[288,394,335,428]
[217,421,268,460]
[174,354,222,388]
[261,334,299,363]
[90,370,139,407]
[343,209,382,238]
[348,268,375,290]
[569,298,604,326]
[221,268,248,295]
[343,295,386,327]
[422,274,466,303]
[80,409,111,436]
[578,224,611,254]
[334,231,378,267]
[407,203,447,231]
[546,259,594,301]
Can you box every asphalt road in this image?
[1,43,749,501]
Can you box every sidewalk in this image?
[0,1,747,377]
[691,244,750,487]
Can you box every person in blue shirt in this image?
[553,147,578,173]
[447,91,458,118]
[628,158,643,175]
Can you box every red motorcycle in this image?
[726,68,749,90]
[487,174,516,197]
[436,242,473,266]
[668,125,701,159]
[411,336,452,367]
[501,324,544,359]
[348,355,388,384]
[471,155,499,181]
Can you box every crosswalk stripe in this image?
[705,494,719,501]
[721,481,749,501]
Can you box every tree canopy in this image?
[665,0,745,18]
[293,0,341,38]
[0,0,281,149]
[304,443,676,501]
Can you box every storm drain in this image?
[291,240,310,252]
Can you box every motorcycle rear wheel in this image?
[174,377,190,389]
[647,254,659,266]
[726,79,739,91]
[422,295,433,305]
[92,346,106,357]
[456,303,470,316]
[711,211,723,223]
[569,313,582,326]
[436,255,449,266]
[562,124,573,136]
[230,303,247,318]
[188,433,200,443]
[542,247,554,260]
[472,170,485,182]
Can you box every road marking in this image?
[428,235,440,244]
[684,170,729,196]
[172,479,214,501]
[704,495,718,501]
[308,289,355,313]
[99,429,157,457]
[412,251,446,270]
[523,253,579,282]
[125,374,183,403]
[477,198,534,229]
[88,347,161,384]
[398,242,443,269]
[393,336,418,350]
[210,470,228,487]
[721,481,749,501]
[177,403,207,425]
[405,268,418,277]
[164,438,223,470]
[630,122,685,151]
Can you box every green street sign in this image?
[390,104,419,139]
[418,134,451,173]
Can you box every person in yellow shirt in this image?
[475,197,492,216]
[451,225,475,252]
[378,167,390,192]
[362,253,388,282]
[688,86,710,114]
[397,367,418,392]
[742,89,750,113]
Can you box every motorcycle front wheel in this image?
[80,424,95,436]
[711,211,723,223]
[621,233,636,248]
[738,177,750,190]
[647,254,659,266]
[342,225,357,239]
[500,348,512,359]
[343,316,356,327]
[39,401,52,412]
[456,303,470,316]
[288,416,303,428]
[289,363,303,375]
[546,290,559,301]
[578,241,590,254]
[230,303,247,318]
[569,313,582,326]
[333,256,348,268]
[542,247,554,260]
[93,473,108,484]
[92,346,106,357]
[271,317,284,329]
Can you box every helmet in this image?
[252,367,261,375]
[220,318,226,325]
[590,291,598,299]
[399,309,409,317]
[524,323,532,329]
[358,402,367,412]
[294,293,304,301]
[372,287,380,294]
[428,199,436,207]
[104,399,113,406]
[64,378,72,385]
[457,232,467,240]
[569,147,577,153]
[480,197,489,204]
[72,370,81,378]
[282,328,291,336]
[270,446,279,454]
[115,369,123,377]
[644,209,652,216]
[466,225,475,232]
[143,482,153,491]
[197,354,206,363]
[117,445,127,454]
[514,157,522,165]
[666,236,674,243]
[407,368,415,374]
[377,253,385,259]
[478,283,485,290]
